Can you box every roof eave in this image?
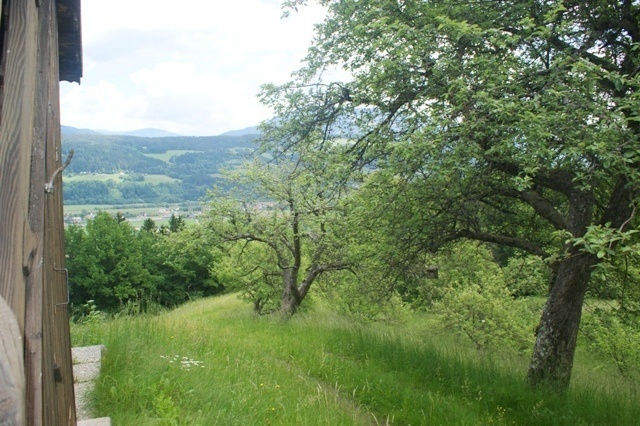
[57,0,82,83]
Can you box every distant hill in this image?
[61,125,182,138]
[60,132,259,205]
[98,128,183,138]
[220,125,260,137]
[62,125,264,138]
[61,125,99,135]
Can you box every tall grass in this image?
[72,294,640,425]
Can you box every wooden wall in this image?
[0,0,76,424]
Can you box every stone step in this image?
[72,345,106,365]
[72,345,110,424]
[77,418,111,426]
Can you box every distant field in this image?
[64,203,203,219]
[142,174,179,184]
[65,173,178,184]
[65,204,158,215]
[65,173,121,182]
[143,150,203,163]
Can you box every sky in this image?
[60,0,326,136]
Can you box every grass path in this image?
[72,295,640,425]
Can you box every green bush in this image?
[216,244,281,315]
[317,269,411,322]
[581,307,640,380]
[503,255,549,297]
[66,213,224,313]
[435,275,535,354]
[430,242,536,353]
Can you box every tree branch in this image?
[519,190,567,230]
[486,158,576,195]
[460,230,550,258]
[224,234,287,269]
[299,262,352,299]
[499,188,567,230]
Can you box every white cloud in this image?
[60,0,326,135]
[61,80,148,131]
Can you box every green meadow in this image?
[72,294,640,425]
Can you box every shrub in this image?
[502,255,549,297]
[431,242,536,353]
[435,275,535,354]
[581,307,640,380]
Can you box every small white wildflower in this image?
[161,354,205,370]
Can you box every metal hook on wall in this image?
[45,149,74,194]
[53,263,70,312]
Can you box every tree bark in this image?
[527,251,596,390]
[527,186,597,391]
[280,271,302,317]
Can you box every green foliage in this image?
[167,214,186,233]
[423,242,536,353]
[141,217,157,232]
[503,255,550,298]
[66,212,162,311]
[573,224,640,262]
[581,307,640,381]
[71,299,105,325]
[216,243,282,315]
[121,172,145,182]
[66,212,224,313]
[262,0,640,388]
[317,269,411,322]
[580,249,640,380]
[206,154,352,316]
[154,223,225,306]
[436,277,536,355]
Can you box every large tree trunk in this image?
[527,251,596,390]
[281,272,302,317]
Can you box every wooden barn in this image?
[0,0,82,424]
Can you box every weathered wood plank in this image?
[42,0,77,422]
[0,0,40,332]
[0,294,25,426]
[0,0,78,424]
[25,0,53,423]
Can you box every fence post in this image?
[0,295,25,426]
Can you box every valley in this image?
[61,127,260,223]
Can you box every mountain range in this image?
[61,125,260,138]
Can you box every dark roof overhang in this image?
[57,0,82,83]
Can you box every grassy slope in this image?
[72,295,640,425]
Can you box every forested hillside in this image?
[61,133,258,204]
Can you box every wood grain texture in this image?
[0,295,25,426]
[0,0,39,333]
[25,0,51,422]
[0,0,77,424]
[42,0,77,423]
